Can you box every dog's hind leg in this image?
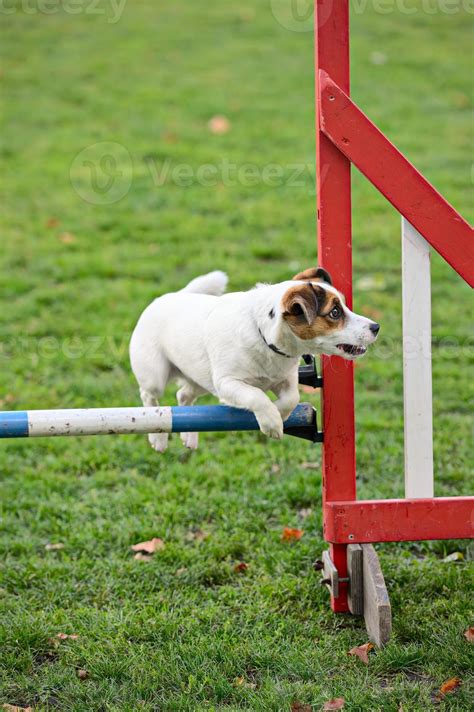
[134,353,172,453]
[176,381,204,450]
[140,387,170,453]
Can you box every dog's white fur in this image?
[130,270,379,452]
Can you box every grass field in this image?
[1,1,473,710]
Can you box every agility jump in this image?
[0,402,321,442]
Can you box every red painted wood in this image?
[325,497,474,543]
[315,0,355,612]
[318,71,474,287]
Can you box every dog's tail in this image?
[181,270,228,296]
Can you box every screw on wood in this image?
[321,576,349,586]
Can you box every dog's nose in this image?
[369,322,380,336]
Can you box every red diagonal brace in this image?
[319,70,474,288]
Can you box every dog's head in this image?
[280,267,380,360]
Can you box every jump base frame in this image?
[2,1,473,648]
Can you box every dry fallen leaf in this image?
[270,463,281,475]
[46,217,59,228]
[56,633,79,640]
[348,642,374,664]
[163,131,178,144]
[464,626,474,642]
[359,306,383,321]
[208,115,231,135]
[234,562,249,573]
[59,232,76,244]
[298,508,313,519]
[239,8,255,22]
[131,537,165,554]
[45,543,65,551]
[300,462,319,470]
[443,551,464,562]
[134,553,152,561]
[281,527,304,542]
[2,706,33,712]
[0,394,15,408]
[290,702,312,712]
[175,567,187,576]
[233,676,256,689]
[370,51,387,66]
[185,528,209,542]
[323,699,345,711]
[77,668,89,680]
[355,275,386,291]
[452,92,470,109]
[437,677,461,698]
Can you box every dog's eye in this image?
[329,306,342,320]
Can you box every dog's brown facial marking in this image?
[282,283,346,340]
[292,266,333,286]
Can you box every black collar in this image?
[258,328,292,358]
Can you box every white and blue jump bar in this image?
[0,403,322,443]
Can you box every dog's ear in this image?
[292,266,333,285]
[282,283,319,324]
[314,267,333,285]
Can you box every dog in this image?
[129,267,379,452]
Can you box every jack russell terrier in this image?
[130,268,379,452]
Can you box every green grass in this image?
[1,1,473,709]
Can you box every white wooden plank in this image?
[362,544,392,647]
[347,544,364,616]
[402,218,434,498]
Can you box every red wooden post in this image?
[315,0,355,612]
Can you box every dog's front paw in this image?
[148,433,169,453]
[256,409,284,440]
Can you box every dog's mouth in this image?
[336,343,367,357]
